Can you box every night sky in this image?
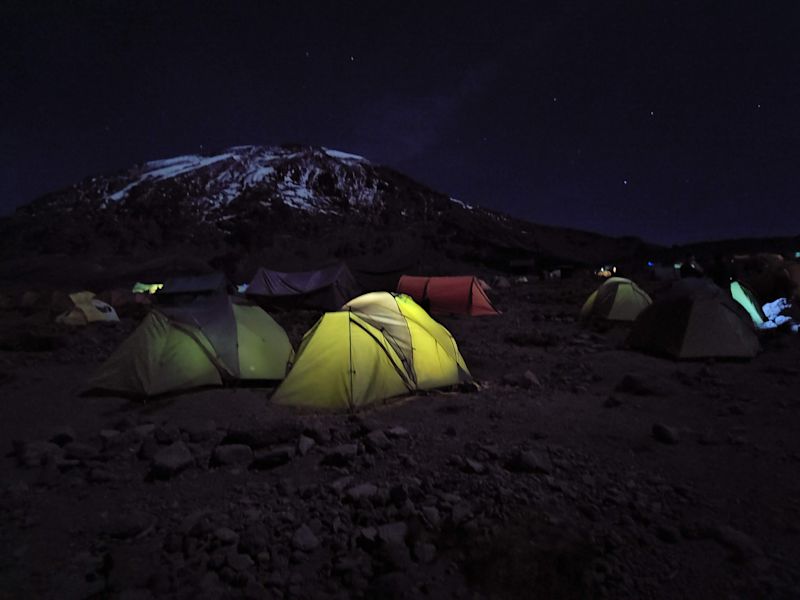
[2,1,798,245]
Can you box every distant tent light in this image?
[647,261,654,267]
[132,282,163,294]
[795,251,800,258]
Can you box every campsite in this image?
[3,3,800,598]
[1,250,800,599]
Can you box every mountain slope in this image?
[0,144,653,283]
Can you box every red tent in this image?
[397,275,499,316]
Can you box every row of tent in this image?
[90,292,471,411]
[134,264,501,316]
[579,276,785,359]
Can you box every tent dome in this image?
[580,277,652,322]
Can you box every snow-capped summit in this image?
[102,145,372,212]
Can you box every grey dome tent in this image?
[156,272,232,306]
[246,263,360,310]
[627,279,759,359]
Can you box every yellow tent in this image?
[343,292,471,390]
[272,311,414,411]
[56,291,120,326]
[580,277,652,322]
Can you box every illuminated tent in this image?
[156,272,231,305]
[56,291,120,326]
[272,311,413,411]
[343,292,471,390]
[90,296,293,397]
[580,277,652,322]
[730,281,767,327]
[396,275,499,316]
[247,263,361,311]
[132,282,163,295]
[627,280,759,359]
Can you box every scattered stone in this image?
[506,449,552,474]
[133,424,157,438]
[385,427,409,439]
[183,420,218,443]
[213,444,254,467]
[616,374,659,396]
[227,551,255,572]
[99,429,121,447]
[652,424,680,445]
[330,475,354,494]
[214,527,239,546]
[107,511,155,540]
[377,522,408,546]
[88,468,116,483]
[321,443,358,466]
[413,542,437,564]
[292,524,319,552]
[64,442,99,461]
[464,458,485,474]
[252,445,294,470]
[450,502,472,525]
[358,527,378,545]
[50,426,77,447]
[523,370,543,388]
[14,440,63,467]
[151,441,194,478]
[154,426,180,445]
[137,437,160,460]
[239,526,270,557]
[656,525,681,544]
[365,430,391,451]
[346,483,379,502]
[713,525,763,563]
[223,421,304,449]
[421,506,441,529]
[296,435,315,456]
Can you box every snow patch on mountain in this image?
[449,197,474,210]
[323,148,365,162]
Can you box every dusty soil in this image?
[1,275,799,600]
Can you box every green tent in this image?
[272,311,414,411]
[730,281,767,327]
[342,292,471,390]
[132,282,163,294]
[90,296,293,396]
[580,277,652,321]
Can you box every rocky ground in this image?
[1,275,799,600]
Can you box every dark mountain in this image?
[0,144,654,285]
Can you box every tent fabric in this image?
[342,292,471,390]
[156,273,230,305]
[272,312,413,411]
[56,291,119,326]
[580,277,652,322]
[247,263,361,310]
[396,275,499,316]
[90,311,223,396]
[90,296,293,396]
[730,281,767,327]
[132,282,163,294]
[652,266,680,281]
[627,284,759,359]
